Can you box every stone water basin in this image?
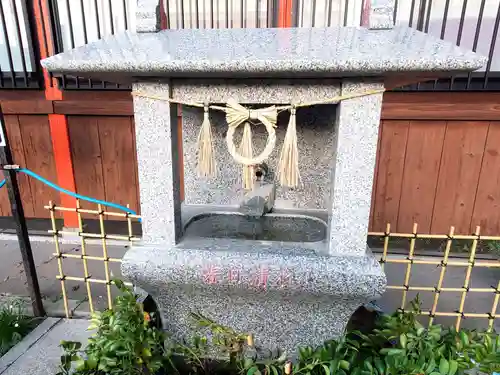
[183,212,327,242]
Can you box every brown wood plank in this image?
[131,118,141,214]
[369,120,383,230]
[1,115,35,217]
[68,116,106,218]
[0,91,45,100]
[430,121,489,234]
[471,122,500,235]
[382,102,500,121]
[1,100,53,114]
[61,91,132,101]
[18,115,60,217]
[371,120,410,232]
[54,100,133,116]
[397,121,446,233]
[98,117,139,219]
[383,92,500,104]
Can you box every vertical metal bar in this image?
[180,0,185,28]
[428,226,454,327]
[64,0,75,47]
[300,0,304,26]
[0,113,45,317]
[76,200,94,314]
[393,0,398,24]
[359,0,365,26]
[466,0,486,89]
[94,0,101,38]
[165,0,171,28]
[416,0,427,31]
[211,0,214,27]
[343,0,348,26]
[225,0,229,28]
[216,0,220,28]
[456,226,479,331]
[49,202,68,318]
[79,0,92,88]
[10,0,29,87]
[0,4,15,109]
[195,0,199,28]
[256,0,260,27]
[456,0,468,45]
[122,0,128,30]
[311,0,316,26]
[98,204,113,310]
[80,0,88,43]
[408,0,417,27]
[401,223,418,310]
[240,0,244,27]
[424,0,432,32]
[483,1,500,89]
[108,0,115,34]
[326,0,332,26]
[440,0,451,39]
[291,0,299,27]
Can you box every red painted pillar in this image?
[33,0,78,227]
[278,0,294,27]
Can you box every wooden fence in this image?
[1,91,500,234]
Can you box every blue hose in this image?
[0,168,140,221]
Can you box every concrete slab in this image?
[0,319,91,375]
[0,318,61,374]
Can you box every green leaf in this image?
[339,360,350,370]
[270,365,279,375]
[400,334,407,349]
[374,357,385,374]
[430,372,441,375]
[439,358,449,375]
[448,360,458,375]
[460,332,469,346]
[380,348,404,356]
[322,364,331,375]
[247,366,261,375]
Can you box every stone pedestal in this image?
[41,16,485,357]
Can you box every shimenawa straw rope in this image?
[132,88,385,189]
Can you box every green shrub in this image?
[57,282,500,375]
[0,299,38,356]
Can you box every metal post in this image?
[0,110,45,317]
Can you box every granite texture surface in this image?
[132,82,182,245]
[328,81,384,256]
[182,103,336,209]
[41,26,486,79]
[136,0,161,32]
[122,241,386,354]
[364,0,395,30]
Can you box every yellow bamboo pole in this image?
[380,223,390,271]
[76,199,94,313]
[428,226,454,326]
[455,226,480,331]
[488,280,500,332]
[98,204,113,310]
[401,223,418,310]
[49,201,69,318]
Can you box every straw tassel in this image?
[278,106,301,188]
[239,122,254,190]
[196,104,217,178]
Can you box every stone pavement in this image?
[0,234,498,331]
[0,318,90,375]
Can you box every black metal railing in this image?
[0,0,43,89]
[0,0,498,91]
[292,0,500,91]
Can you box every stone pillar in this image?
[136,0,161,32]
[132,82,182,245]
[328,81,384,256]
[362,0,395,30]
